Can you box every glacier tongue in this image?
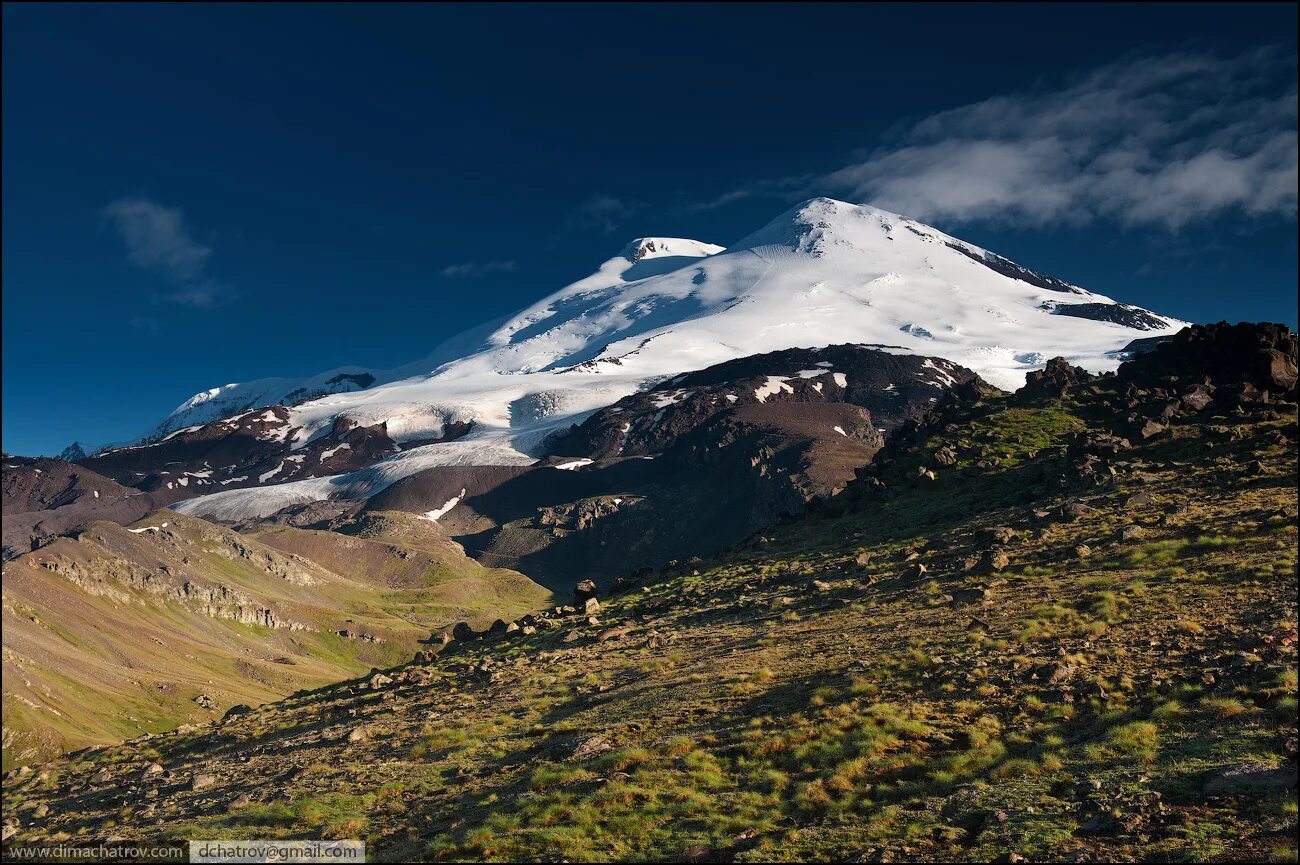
[154,197,1184,519]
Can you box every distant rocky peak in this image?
[57,442,87,462]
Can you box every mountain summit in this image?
[112,199,1181,519]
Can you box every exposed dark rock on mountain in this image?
[1117,321,1299,397]
[1019,357,1097,400]
[352,347,980,589]
[1113,333,1177,359]
[366,402,882,591]
[1043,301,1172,330]
[548,345,977,460]
[56,442,87,462]
[1,457,175,560]
[847,322,1298,513]
[942,240,1085,294]
[282,372,376,403]
[77,408,470,502]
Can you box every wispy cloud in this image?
[439,260,518,278]
[695,50,1298,231]
[681,177,812,214]
[103,197,231,306]
[569,194,637,234]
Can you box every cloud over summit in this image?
[699,50,1297,232]
[827,50,1298,230]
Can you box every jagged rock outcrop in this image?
[1019,357,1098,400]
[1118,322,1298,400]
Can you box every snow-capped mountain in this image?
[136,197,1183,519]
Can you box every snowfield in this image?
[160,198,1184,521]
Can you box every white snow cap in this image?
[162,198,1185,521]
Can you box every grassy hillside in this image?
[1,510,550,769]
[5,356,1294,861]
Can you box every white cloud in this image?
[103,197,231,306]
[695,50,1297,231]
[570,194,636,233]
[104,198,211,280]
[440,260,518,278]
[825,50,1298,230]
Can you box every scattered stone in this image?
[1120,525,1146,541]
[980,527,1017,545]
[950,588,988,606]
[222,704,253,721]
[584,597,601,615]
[191,773,217,792]
[574,579,599,605]
[1136,419,1166,440]
[982,550,1010,572]
[597,623,635,643]
[1062,502,1095,520]
[568,736,612,760]
[1203,763,1298,795]
[1043,664,1077,685]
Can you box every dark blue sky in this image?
[3,3,1297,456]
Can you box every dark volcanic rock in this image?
[548,345,981,460]
[80,408,405,501]
[1118,322,1298,400]
[56,442,88,462]
[1020,358,1097,400]
[372,345,992,590]
[1,457,171,560]
[1045,301,1171,331]
[941,241,1084,295]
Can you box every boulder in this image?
[982,550,1010,572]
[574,579,599,605]
[222,704,253,721]
[1203,763,1298,795]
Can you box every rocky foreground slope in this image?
[4,323,1294,861]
